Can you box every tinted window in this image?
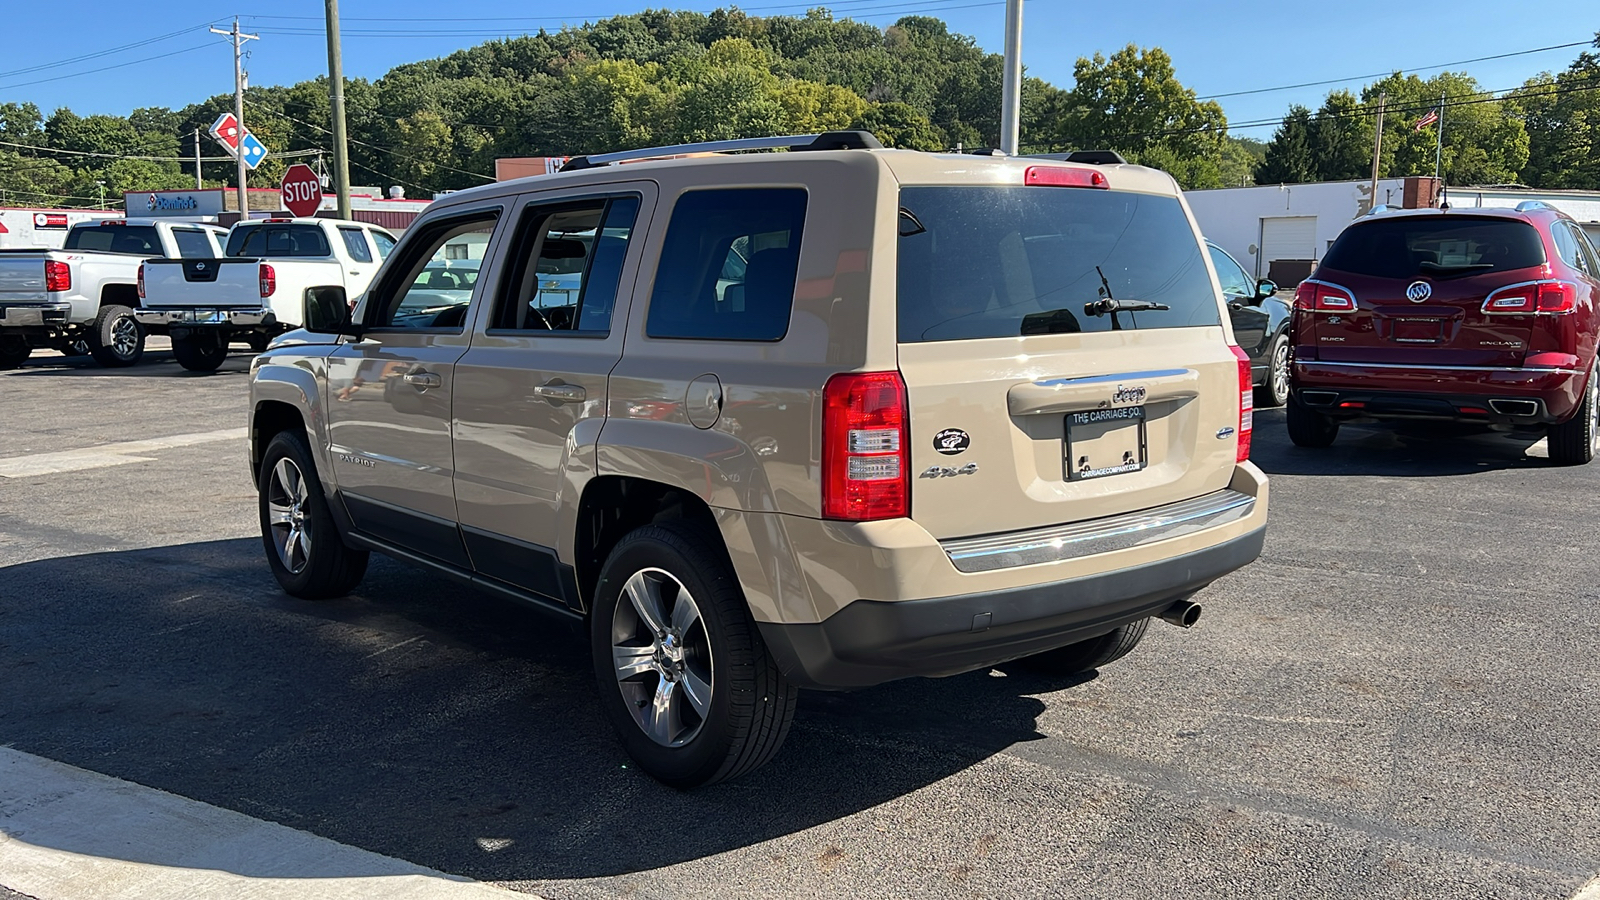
[370,215,499,330]
[170,229,216,258]
[646,189,806,341]
[372,231,396,259]
[64,225,160,255]
[494,196,639,334]
[1571,225,1600,276]
[897,187,1218,342]
[225,224,332,258]
[1207,244,1253,297]
[1322,217,1546,279]
[338,227,373,263]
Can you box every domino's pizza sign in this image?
[133,191,225,217]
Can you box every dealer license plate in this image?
[1065,406,1147,481]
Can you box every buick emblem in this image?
[1406,281,1432,303]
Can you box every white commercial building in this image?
[0,208,125,250]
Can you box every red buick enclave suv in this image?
[1287,202,1600,464]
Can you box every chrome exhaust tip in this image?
[1488,399,1539,417]
[1158,599,1202,628]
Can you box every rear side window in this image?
[494,195,640,334]
[338,227,373,263]
[897,187,1218,342]
[372,231,396,259]
[170,229,215,259]
[646,188,806,341]
[225,224,332,258]
[64,225,161,255]
[1322,217,1546,279]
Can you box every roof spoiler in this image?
[1025,150,1129,165]
[561,131,882,172]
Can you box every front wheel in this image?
[1547,361,1599,466]
[1255,332,1290,408]
[258,430,368,599]
[1019,618,1149,676]
[172,332,229,372]
[1287,394,1339,447]
[591,522,798,788]
[87,304,143,367]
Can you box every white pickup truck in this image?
[0,219,227,368]
[137,218,395,371]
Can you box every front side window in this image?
[1207,244,1253,297]
[897,187,1218,342]
[646,188,807,341]
[64,225,160,255]
[170,229,216,259]
[338,227,374,263]
[369,214,499,330]
[1321,217,1546,279]
[225,224,332,258]
[494,195,640,334]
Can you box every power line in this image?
[0,43,221,90]
[247,0,1004,24]
[0,21,218,79]
[0,137,324,164]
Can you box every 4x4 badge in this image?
[1406,281,1432,303]
[933,428,970,455]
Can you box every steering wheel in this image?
[524,305,554,330]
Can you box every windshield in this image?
[896,186,1218,342]
[64,225,161,255]
[225,224,332,258]
[1322,216,1546,279]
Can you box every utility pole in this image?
[1367,92,1385,213]
[324,0,352,220]
[999,0,1023,155]
[193,128,203,189]
[211,18,258,222]
[1434,91,1447,208]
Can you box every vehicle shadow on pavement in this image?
[4,350,253,378]
[0,538,1087,883]
[1249,408,1551,477]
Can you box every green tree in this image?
[1254,106,1316,184]
[1308,91,1372,181]
[1362,71,1527,185]
[851,101,944,150]
[1508,34,1600,189]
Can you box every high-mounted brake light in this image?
[1482,280,1575,314]
[1229,345,1253,462]
[1294,279,1355,311]
[822,371,909,521]
[259,262,276,298]
[44,260,71,293]
[137,263,145,299]
[1024,166,1108,189]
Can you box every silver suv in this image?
[248,132,1269,787]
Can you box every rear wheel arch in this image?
[573,476,721,614]
[101,282,139,310]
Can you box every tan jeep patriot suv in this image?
[248,132,1269,787]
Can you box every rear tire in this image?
[1287,394,1339,447]
[258,430,368,599]
[0,336,30,370]
[1255,332,1290,408]
[172,332,228,372]
[245,331,271,354]
[1019,618,1149,676]
[1547,361,1599,466]
[590,521,798,788]
[87,304,143,367]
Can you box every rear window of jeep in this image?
[896,186,1218,342]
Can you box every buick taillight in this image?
[44,260,70,293]
[1483,280,1575,314]
[1024,166,1109,189]
[1294,279,1355,311]
[259,262,276,298]
[136,263,145,299]
[822,371,909,521]
[1230,345,1253,462]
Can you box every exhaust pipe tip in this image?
[1158,599,1202,628]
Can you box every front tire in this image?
[1287,393,1339,447]
[1019,618,1149,675]
[591,522,798,788]
[1256,332,1290,408]
[258,430,368,599]
[1548,360,1599,466]
[87,304,143,367]
[172,332,229,372]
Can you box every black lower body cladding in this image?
[757,528,1266,690]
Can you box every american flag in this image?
[1413,108,1440,131]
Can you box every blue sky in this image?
[1,0,1594,141]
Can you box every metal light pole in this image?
[193,128,203,189]
[1367,92,1385,213]
[211,18,259,221]
[999,0,1023,154]
[324,0,352,220]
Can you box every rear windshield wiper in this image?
[1083,298,1171,316]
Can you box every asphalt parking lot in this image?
[2,344,1599,900]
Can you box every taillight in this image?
[1483,280,1575,314]
[822,371,909,521]
[1229,345,1253,462]
[1024,166,1108,189]
[44,260,70,293]
[1293,279,1355,311]
[259,262,276,298]
[136,263,145,299]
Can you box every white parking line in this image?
[1572,875,1600,900]
[0,748,526,900]
[0,429,246,478]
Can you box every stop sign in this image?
[280,164,323,218]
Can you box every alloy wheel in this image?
[610,567,713,747]
[1271,340,1290,406]
[110,315,139,359]
[266,457,312,574]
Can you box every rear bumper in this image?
[758,527,1265,689]
[136,307,276,328]
[1293,360,1587,424]
[0,302,72,328]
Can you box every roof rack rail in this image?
[1366,204,1391,216]
[1025,150,1129,165]
[561,130,882,172]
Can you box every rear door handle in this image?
[403,371,442,389]
[533,382,586,403]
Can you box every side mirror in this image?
[305,287,359,336]
[1255,279,1278,301]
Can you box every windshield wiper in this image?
[1084,298,1171,316]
